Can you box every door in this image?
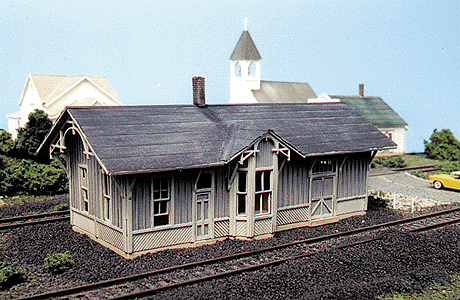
[311,176,334,219]
[195,171,213,240]
[196,192,210,239]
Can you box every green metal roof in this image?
[230,30,261,61]
[330,95,408,127]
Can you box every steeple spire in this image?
[244,17,249,31]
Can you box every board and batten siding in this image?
[277,155,309,209]
[67,131,123,229]
[131,167,230,232]
[337,152,370,199]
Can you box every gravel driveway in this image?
[369,171,460,204]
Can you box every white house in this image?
[7,74,123,139]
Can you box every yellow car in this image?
[429,171,460,190]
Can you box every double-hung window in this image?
[79,165,89,212]
[102,173,111,221]
[237,171,247,216]
[152,178,170,227]
[255,170,271,214]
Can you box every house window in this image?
[237,171,247,216]
[79,165,89,212]
[255,170,271,214]
[152,178,170,227]
[312,159,336,174]
[102,173,111,221]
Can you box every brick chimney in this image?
[192,76,206,107]
[359,84,364,97]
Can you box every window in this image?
[102,173,111,221]
[255,170,271,214]
[197,172,212,190]
[234,62,242,77]
[152,178,170,227]
[79,165,89,212]
[249,61,256,77]
[237,171,247,216]
[312,159,336,174]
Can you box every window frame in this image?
[312,159,336,175]
[79,164,89,212]
[102,172,111,221]
[151,177,170,227]
[236,170,248,216]
[254,169,272,215]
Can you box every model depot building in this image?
[38,76,395,258]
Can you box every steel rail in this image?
[110,236,383,300]
[20,206,460,300]
[0,211,70,230]
[0,210,69,224]
[369,164,441,177]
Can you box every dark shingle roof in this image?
[230,30,261,61]
[40,103,395,175]
[330,95,408,127]
[252,81,317,103]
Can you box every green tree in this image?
[15,110,52,159]
[424,129,460,161]
[0,130,14,156]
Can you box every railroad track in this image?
[21,206,460,300]
[0,211,70,230]
[369,164,441,177]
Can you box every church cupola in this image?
[229,18,261,104]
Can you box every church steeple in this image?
[229,18,261,104]
[230,30,261,61]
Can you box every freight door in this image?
[310,176,334,219]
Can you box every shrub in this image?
[0,265,25,290]
[424,129,460,161]
[442,162,460,173]
[44,251,74,274]
[54,203,69,211]
[0,157,68,196]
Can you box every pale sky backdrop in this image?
[1,1,459,152]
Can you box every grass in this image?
[400,154,443,168]
[0,195,47,206]
[379,274,460,300]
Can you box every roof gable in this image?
[40,103,396,175]
[330,95,408,127]
[19,74,121,107]
[230,30,261,61]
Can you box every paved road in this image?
[369,171,460,204]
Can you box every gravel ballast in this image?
[1,196,460,299]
